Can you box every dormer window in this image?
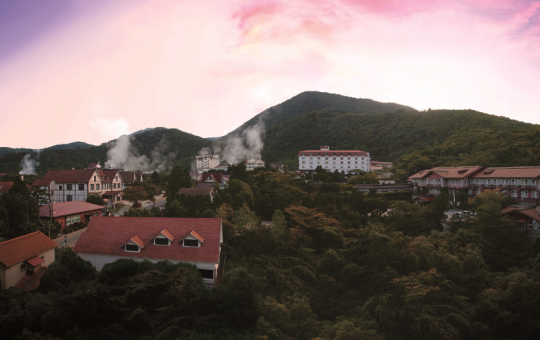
[125,244,140,252]
[153,229,174,246]
[180,229,204,248]
[123,235,145,253]
[183,239,200,247]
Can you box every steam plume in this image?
[205,121,265,164]
[19,150,41,174]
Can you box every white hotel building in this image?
[298,146,370,173]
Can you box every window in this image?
[59,185,63,190]
[20,263,26,272]
[512,190,517,197]
[125,244,139,252]
[67,184,72,190]
[154,238,169,246]
[199,269,214,279]
[533,191,538,198]
[528,220,534,230]
[96,184,100,190]
[78,184,84,190]
[113,183,116,189]
[94,176,96,181]
[183,239,199,247]
[90,184,94,190]
[67,195,73,201]
[522,190,528,197]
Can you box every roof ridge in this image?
[0,231,41,246]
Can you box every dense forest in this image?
[221,91,416,140]
[0,128,211,174]
[0,142,94,158]
[2,165,539,339]
[261,109,540,172]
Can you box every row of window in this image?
[301,156,365,160]
[302,161,365,165]
[303,165,365,169]
[301,153,366,157]
[467,188,539,198]
[469,178,538,185]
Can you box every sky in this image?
[1,0,540,149]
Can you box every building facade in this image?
[354,183,413,194]
[246,154,265,171]
[39,201,104,231]
[192,155,220,173]
[0,231,58,290]
[298,146,370,173]
[409,166,540,205]
[73,216,224,284]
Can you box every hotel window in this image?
[468,188,473,194]
[533,191,538,198]
[512,190,517,197]
[78,184,84,190]
[522,190,528,197]
[67,184,72,190]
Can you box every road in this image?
[54,229,86,248]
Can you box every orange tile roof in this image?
[159,229,175,241]
[73,216,220,263]
[0,232,58,269]
[32,178,54,186]
[180,229,205,243]
[15,267,48,291]
[502,206,540,222]
[39,201,104,218]
[130,235,146,248]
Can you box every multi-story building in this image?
[409,166,540,205]
[119,171,143,190]
[38,169,123,203]
[246,154,265,171]
[370,160,393,172]
[192,155,220,173]
[31,178,56,204]
[298,146,370,173]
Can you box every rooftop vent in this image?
[457,169,468,173]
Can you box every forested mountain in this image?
[47,141,94,150]
[260,109,540,173]
[0,147,32,157]
[221,91,416,139]
[0,127,211,173]
[0,141,93,158]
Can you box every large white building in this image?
[246,154,265,171]
[192,155,220,173]
[298,146,370,173]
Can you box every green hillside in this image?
[47,141,94,150]
[0,127,211,174]
[0,147,32,157]
[260,109,540,173]
[222,91,416,138]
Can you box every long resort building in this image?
[298,146,370,173]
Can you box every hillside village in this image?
[2,93,540,339]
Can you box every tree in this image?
[166,165,192,202]
[151,171,161,186]
[213,192,223,209]
[234,193,245,210]
[86,194,105,206]
[431,191,449,229]
[122,187,147,206]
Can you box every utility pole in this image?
[48,184,53,238]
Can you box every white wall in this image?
[76,252,218,283]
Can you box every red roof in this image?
[0,173,7,176]
[102,190,122,196]
[298,150,369,157]
[27,256,45,267]
[43,169,99,183]
[119,171,136,183]
[32,178,54,186]
[87,163,99,168]
[201,172,223,183]
[15,267,48,291]
[0,231,58,269]
[178,187,213,196]
[502,206,540,222]
[73,216,222,264]
[471,167,540,179]
[39,201,104,218]
[0,182,33,194]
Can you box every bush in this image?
[133,201,142,208]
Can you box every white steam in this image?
[206,122,265,164]
[19,150,41,174]
[104,135,176,172]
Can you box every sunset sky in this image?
[1,0,540,149]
